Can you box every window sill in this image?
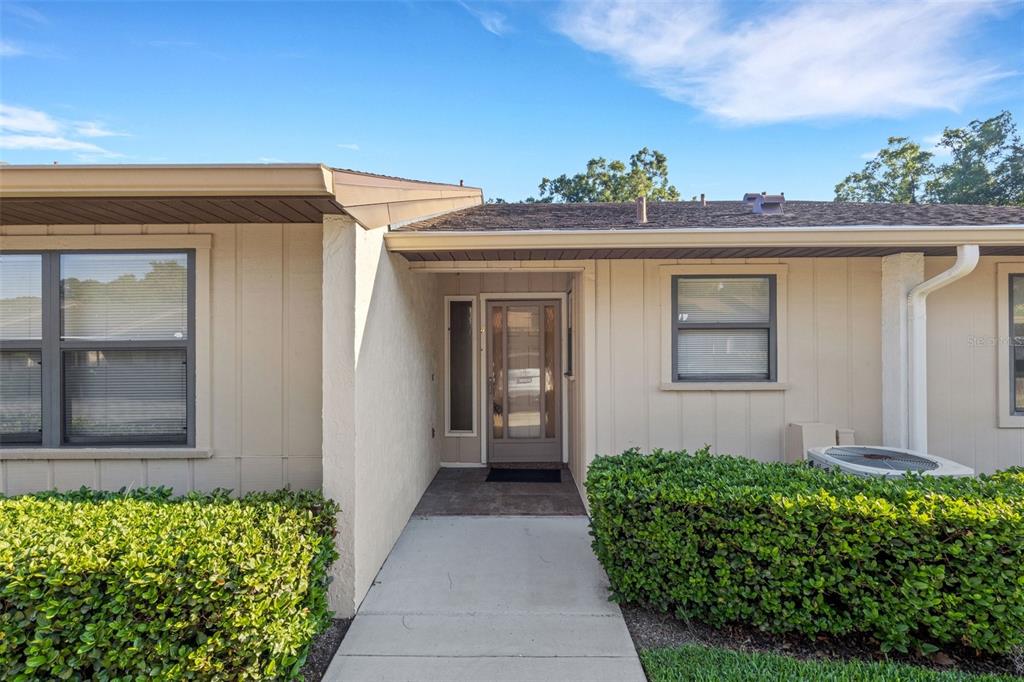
[0,447,212,461]
[998,414,1024,429]
[660,382,791,392]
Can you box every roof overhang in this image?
[384,224,1024,261]
[0,164,482,227]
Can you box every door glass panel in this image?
[490,305,505,439]
[543,304,556,439]
[507,306,541,439]
[0,254,42,340]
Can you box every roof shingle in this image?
[396,201,1024,232]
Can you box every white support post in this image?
[321,214,359,618]
[881,253,923,448]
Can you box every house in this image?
[1,163,1023,617]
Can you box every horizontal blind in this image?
[0,254,42,340]
[63,349,187,443]
[677,277,769,324]
[677,329,769,378]
[61,253,188,340]
[0,350,42,442]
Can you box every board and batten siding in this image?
[0,222,323,495]
[925,256,1024,472]
[590,256,1024,474]
[592,258,884,462]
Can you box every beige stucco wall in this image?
[586,255,1024,475]
[322,216,444,617]
[0,222,323,495]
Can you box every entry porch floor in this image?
[412,466,587,516]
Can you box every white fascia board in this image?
[384,224,1024,252]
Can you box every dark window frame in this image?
[671,274,777,382]
[1011,274,1024,416]
[0,250,196,447]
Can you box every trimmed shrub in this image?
[0,487,340,681]
[587,449,1024,655]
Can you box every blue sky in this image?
[1,1,1022,201]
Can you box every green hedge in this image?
[587,449,1024,655]
[0,487,340,681]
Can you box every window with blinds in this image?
[1,254,43,444]
[672,275,776,381]
[1012,274,1024,415]
[0,251,194,447]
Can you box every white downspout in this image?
[907,244,980,452]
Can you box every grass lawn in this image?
[640,645,1019,682]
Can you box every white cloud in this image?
[0,134,111,153]
[337,143,360,151]
[922,132,952,159]
[74,121,129,138]
[555,0,1008,124]
[0,104,60,134]
[859,132,954,163]
[0,104,125,158]
[3,4,48,25]
[458,1,510,36]
[0,40,27,57]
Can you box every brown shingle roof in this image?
[396,201,1024,231]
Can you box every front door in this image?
[486,300,562,463]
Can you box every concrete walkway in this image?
[324,516,646,681]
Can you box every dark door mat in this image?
[486,468,562,483]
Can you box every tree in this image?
[835,111,1024,205]
[536,147,680,202]
[834,137,934,203]
[926,111,1024,206]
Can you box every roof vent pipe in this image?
[907,244,980,452]
[700,193,707,207]
[636,196,647,224]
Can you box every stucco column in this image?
[881,252,924,448]
[322,215,358,618]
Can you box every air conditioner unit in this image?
[805,446,973,478]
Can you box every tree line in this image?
[835,111,1022,205]
[492,111,1021,205]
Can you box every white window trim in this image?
[444,295,478,437]
[659,263,788,390]
[0,234,213,455]
[997,262,1024,428]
